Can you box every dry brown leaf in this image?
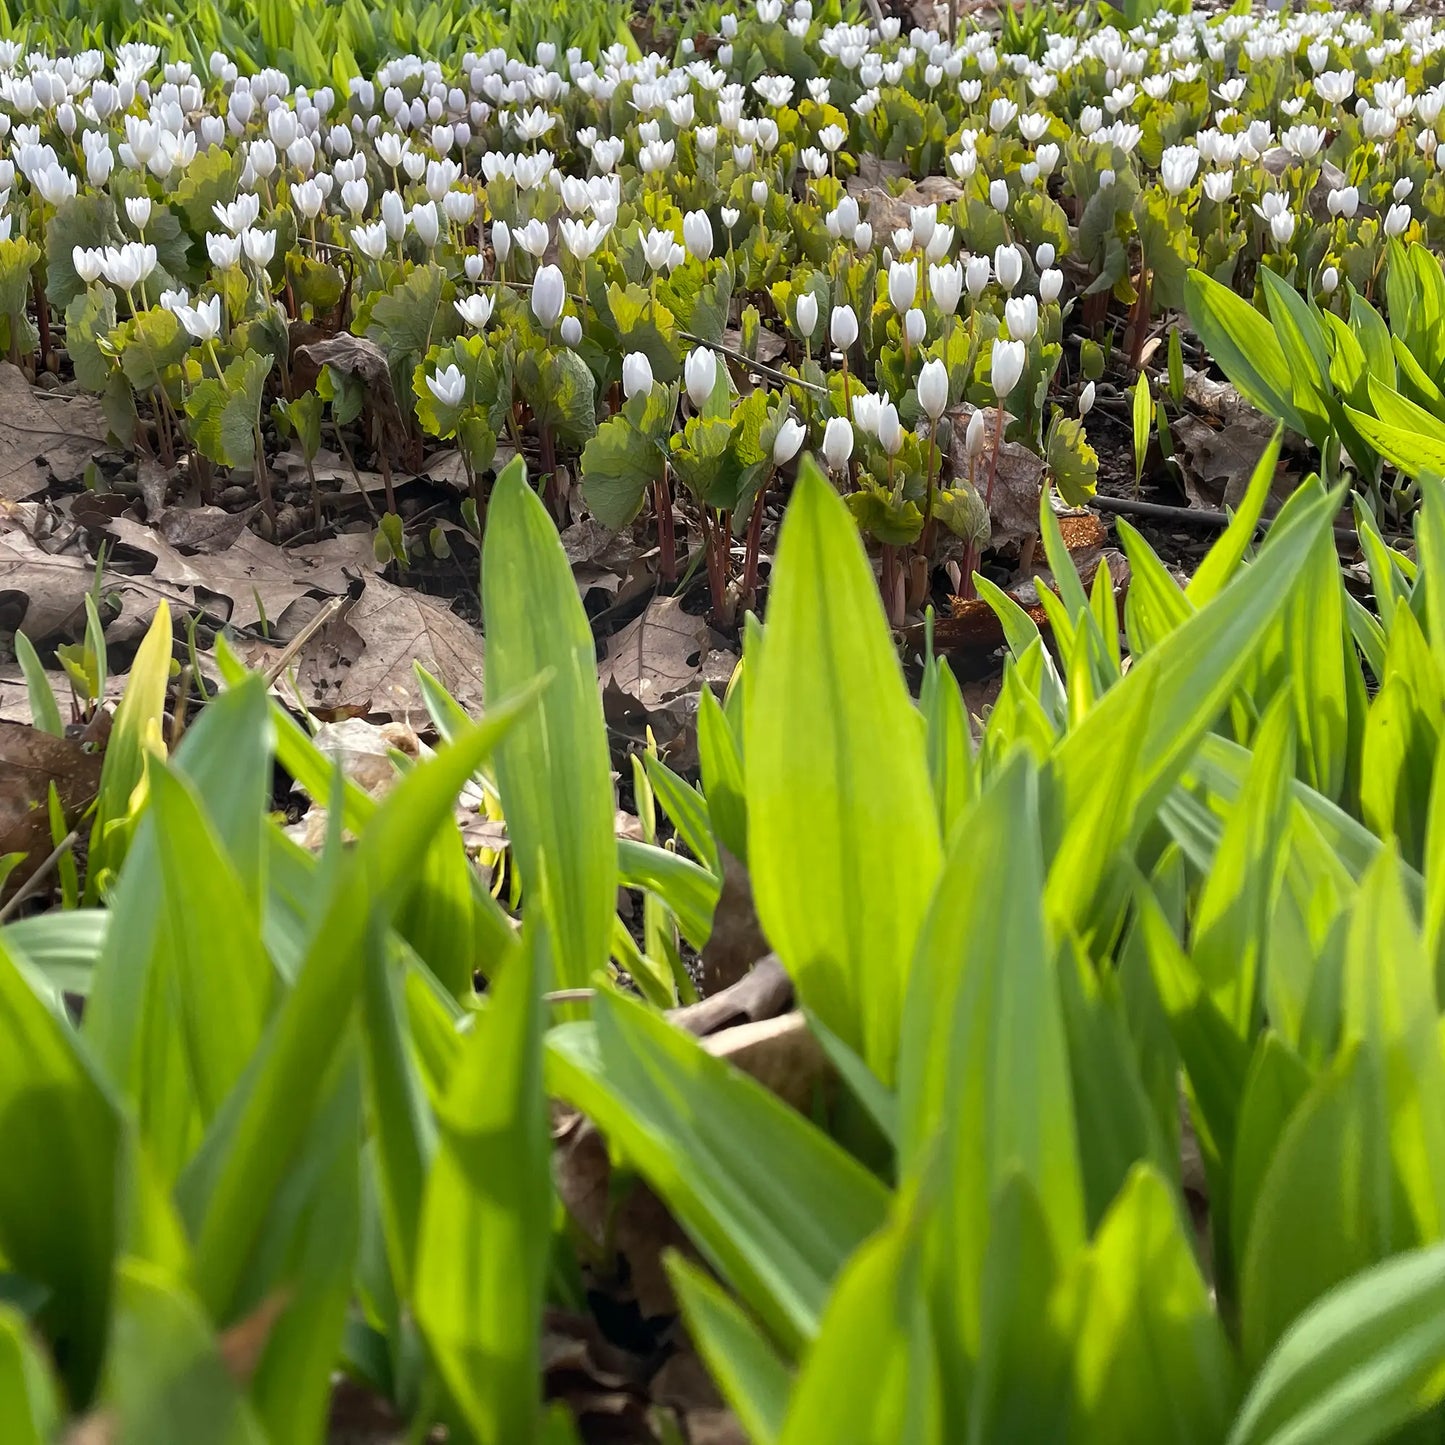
[599,596,712,707]
[695,850,772,994]
[672,953,793,1035]
[947,403,1043,554]
[848,170,964,242]
[701,1011,832,1118]
[290,574,486,720]
[1173,413,1282,512]
[80,514,380,632]
[156,503,259,554]
[0,721,104,896]
[0,364,109,502]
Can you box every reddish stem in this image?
[654,471,676,582]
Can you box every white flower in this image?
[411,200,440,249]
[100,240,156,290]
[888,259,916,313]
[988,96,1018,132]
[822,415,853,469]
[1005,295,1039,343]
[773,415,805,465]
[72,246,104,284]
[641,227,674,272]
[685,347,718,408]
[877,398,903,455]
[1203,170,1234,203]
[427,364,466,408]
[683,210,714,261]
[125,194,152,230]
[1385,202,1412,236]
[720,206,740,230]
[622,351,654,399]
[531,263,566,327]
[965,254,990,297]
[830,303,858,350]
[242,227,276,266]
[455,293,494,329]
[560,315,583,346]
[819,123,846,153]
[1079,381,1095,417]
[918,357,948,421]
[1269,211,1297,246]
[1320,266,1340,295]
[351,220,387,260]
[796,292,819,337]
[176,295,222,342]
[512,218,549,258]
[207,230,243,268]
[492,220,512,265]
[989,178,1009,211]
[993,244,1023,293]
[1159,144,1199,196]
[991,337,1026,398]
[1282,124,1326,161]
[930,260,963,314]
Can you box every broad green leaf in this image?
[746,460,941,1083]
[1055,1165,1237,1445]
[1184,269,1307,436]
[86,600,172,901]
[668,1257,792,1445]
[1240,1047,1401,1371]
[697,686,748,863]
[0,1304,59,1445]
[901,758,1084,1399]
[1191,695,1296,1035]
[547,990,889,1354]
[0,937,122,1406]
[416,919,551,1445]
[920,653,976,840]
[146,763,273,1120]
[483,457,615,994]
[777,1194,942,1445]
[1049,482,1341,859]
[1229,1241,1445,1445]
[617,837,719,950]
[177,700,532,1324]
[100,1259,266,1445]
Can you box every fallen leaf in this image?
[1173,413,1282,512]
[294,334,410,464]
[695,850,772,994]
[700,1011,832,1119]
[0,364,109,502]
[290,574,487,720]
[599,595,712,707]
[156,502,259,554]
[947,404,1042,554]
[672,953,793,1035]
[0,721,104,897]
[847,171,964,243]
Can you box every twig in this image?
[0,829,80,925]
[261,595,346,686]
[1088,493,1363,546]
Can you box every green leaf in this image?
[1240,1046,1399,1371]
[901,757,1084,1389]
[364,262,460,409]
[45,193,123,309]
[1048,482,1341,862]
[175,698,534,1324]
[697,686,748,863]
[746,460,941,1083]
[546,990,890,1355]
[1056,1165,1238,1445]
[1046,410,1100,507]
[514,344,598,449]
[1132,369,1151,485]
[185,350,272,469]
[146,763,273,1120]
[416,919,551,1445]
[63,285,118,393]
[0,1304,60,1445]
[116,304,191,389]
[483,458,615,994]
[101,1259,266,1445]
[1183,269,1307,436]
[776,1194,943,1445]
[668,1257,792,1445]
[1229,1241,1445,1445]
[580,395,669,528]
[0,938,122,1407]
